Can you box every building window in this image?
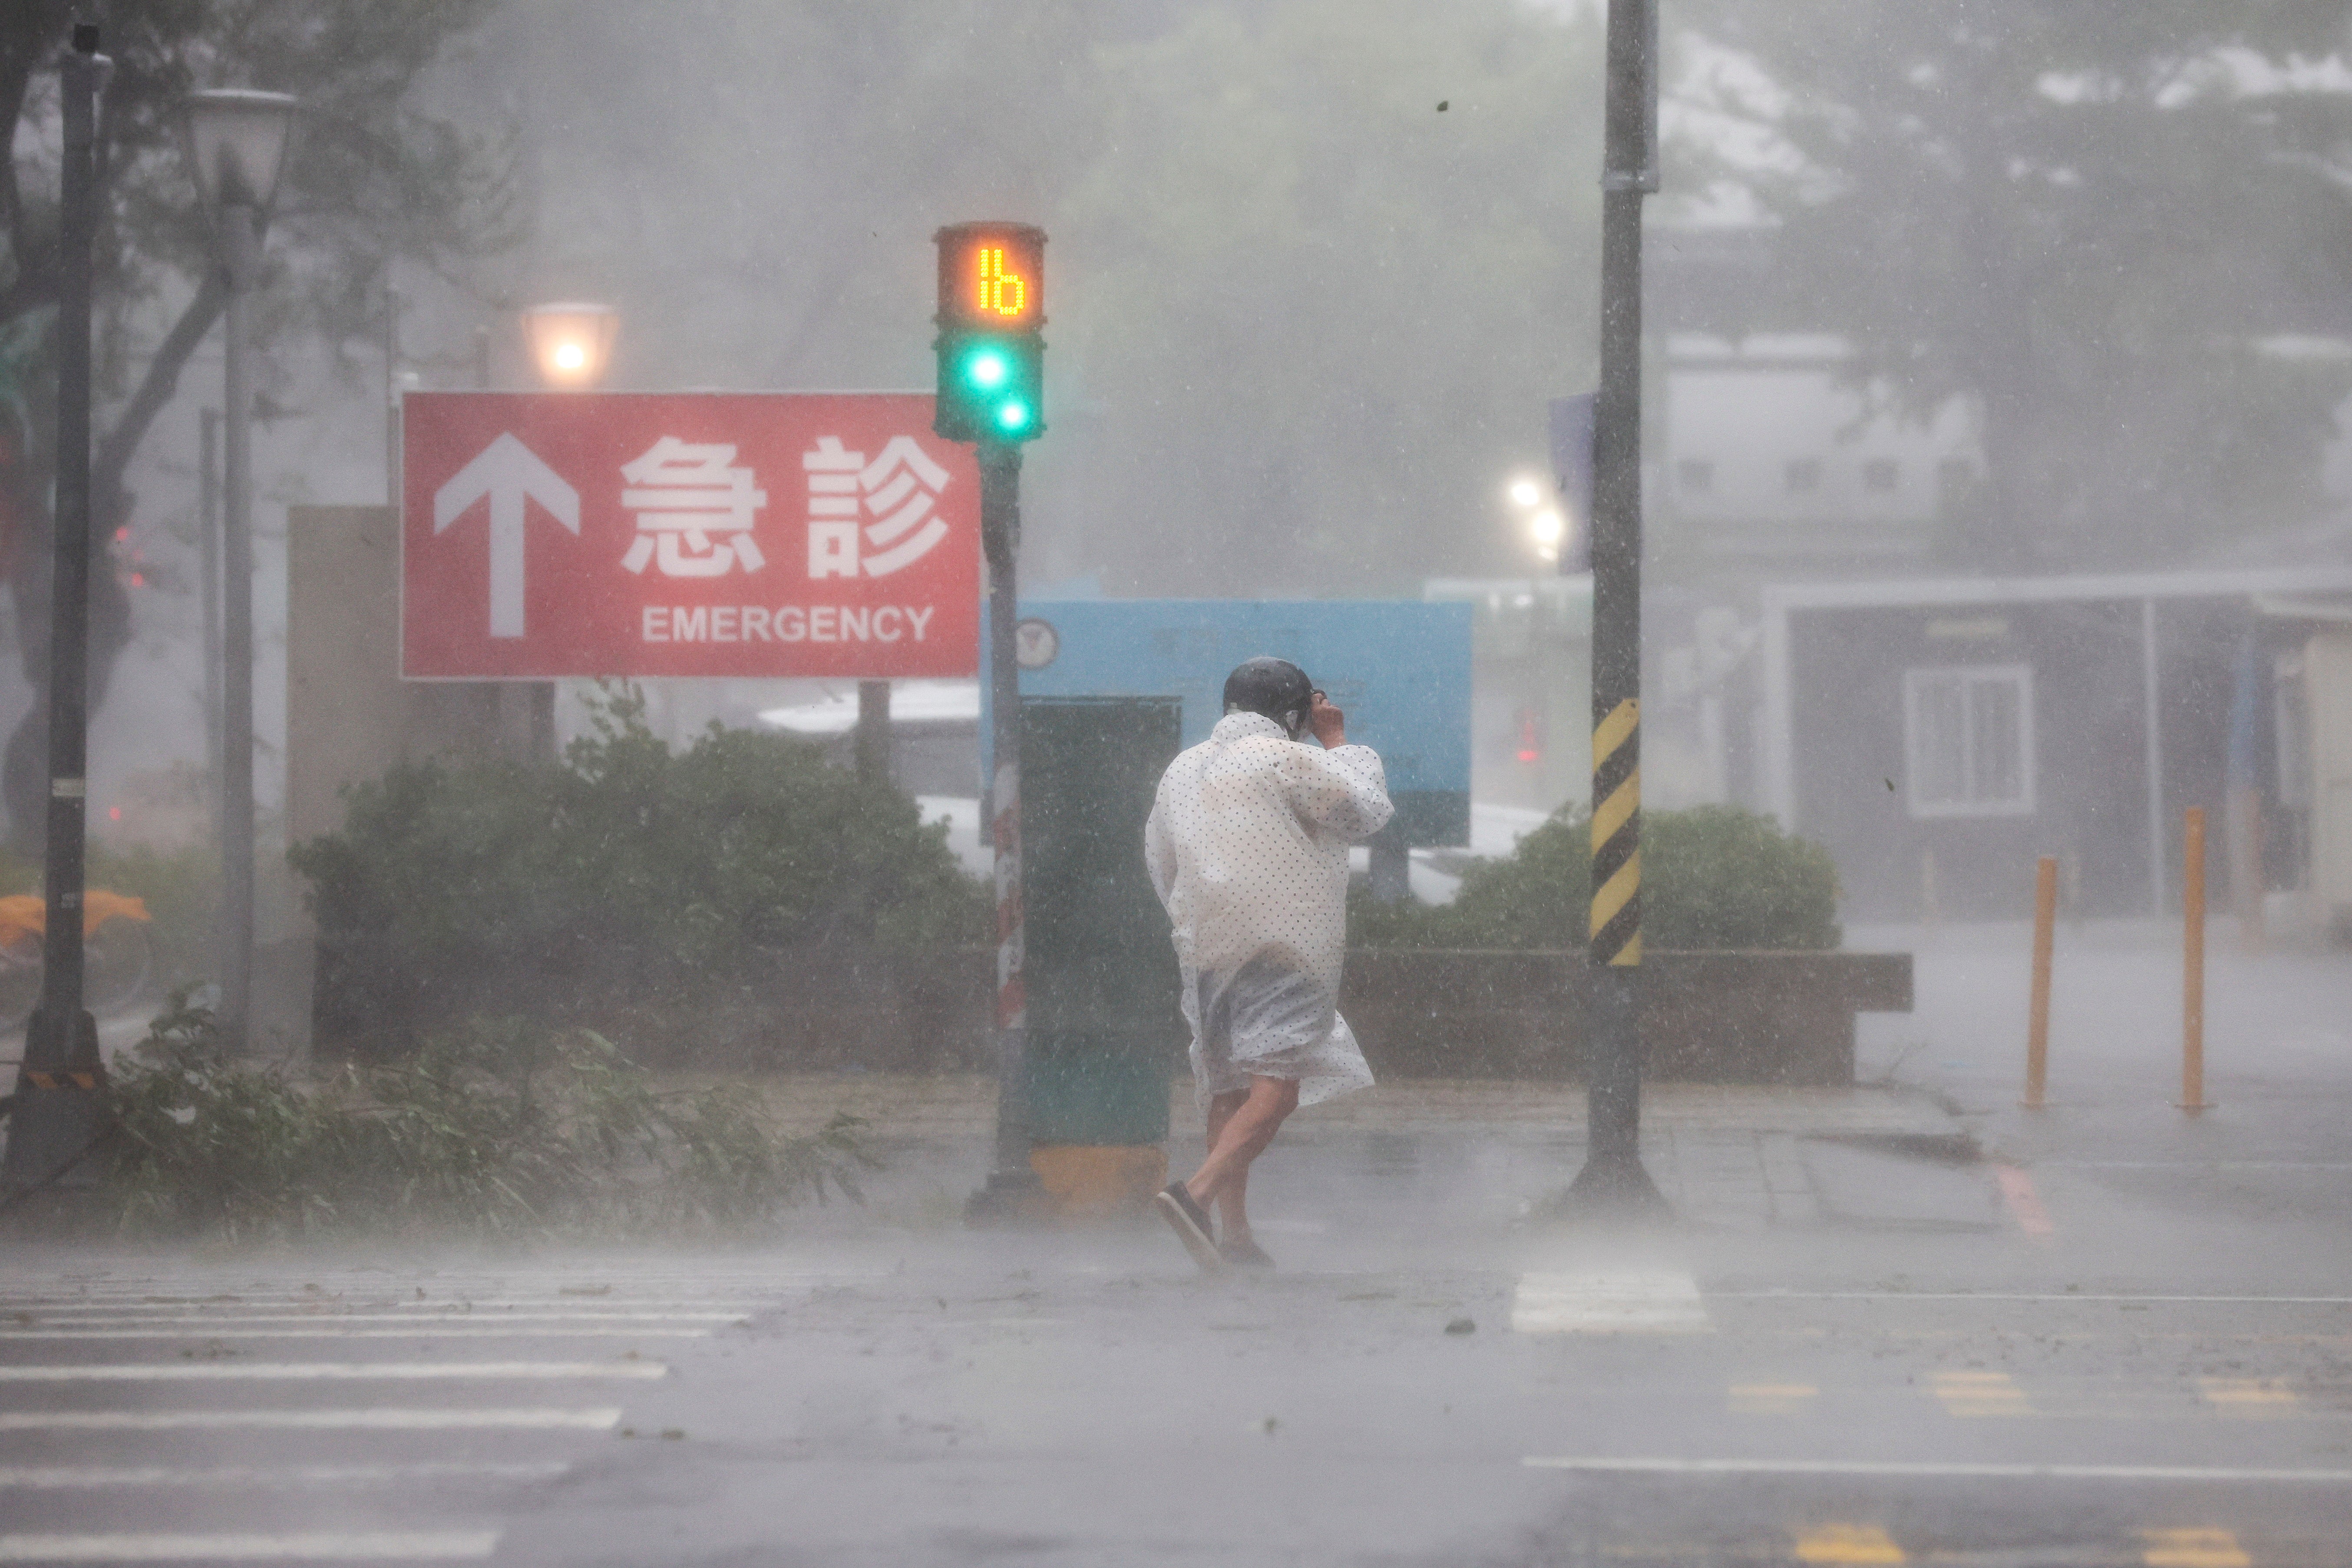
[1677,458,1714,495]
[1785,457,1822,495]
[1863,458,1899,494]
[1903,665,2035,818]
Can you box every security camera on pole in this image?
[1561,0,1667,1215]
[932,222,1048,1221]
[2,25,112,1197]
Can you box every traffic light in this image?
[934,223,1045,443]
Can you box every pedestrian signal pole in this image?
[1563,0,1667,1214]
[3,26,112,1198]
[933,222,1049,1221]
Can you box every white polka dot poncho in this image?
[1144,711,1396,1108]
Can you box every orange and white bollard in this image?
[2022,855,2056,1109]
[2180,807,2211,1112]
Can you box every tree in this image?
[1672,2,2352,570]
[0,0,518,850]
[481,0,1605,597]
[1047,0,1604,592]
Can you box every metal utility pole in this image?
[218,197,260,1049]
[3,26,113,1195]
[968,442,1041,1218]
[1563,0,1666,1213]
[199,409,223,801]
[384,282,401,502]
[854,681,892,783]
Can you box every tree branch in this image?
[93,269,226,520]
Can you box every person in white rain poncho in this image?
[1145,657,1394,1271]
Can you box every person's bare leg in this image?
[1213,1086,1251,1241]
[1186,1075,1298,1216]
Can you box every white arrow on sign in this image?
[432,432,581,639]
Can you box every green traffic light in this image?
[996,399,1032,432]
[964,347,1010,390]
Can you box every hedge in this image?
[291,689,988,1056]
[1349,802,1841,951]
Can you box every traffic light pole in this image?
[3,28,112,1198]
[968,441,1041,1220]
[1562,0,1666,1215]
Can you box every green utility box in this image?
[1018,696,1185,1147]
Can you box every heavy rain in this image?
[1,3,2349,1565]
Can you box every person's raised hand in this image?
[1308,690,1346,749]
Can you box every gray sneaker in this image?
[1153,1182,1224,1273]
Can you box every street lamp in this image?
[522,303,620,389]
[1507,473,1563,563]
[1530,507,1566,564]
[3,24,112,1195]
[185,86,297,1053]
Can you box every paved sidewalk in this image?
[739,1073,1982,1236]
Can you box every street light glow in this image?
[1532,508,1565,546]
[522,301,620,390]
[1509,477,1544,508]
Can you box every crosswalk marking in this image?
[0,1268,773,1561]
[1523,1456,2352,1481]
[5,1311,745,1324]
[0,1407,621,1431]
[0,1327,714,1340]
[1728,1382,1817,1415]
[2199,1377,2300,1415]
[1510,1269,1711,1334]
[2140,1528,2251,1568]
[0,1361,662,1382]
[1794,1523,1904,1564]
[0,1532,499,1562]
[0,1299,765,1314]
[1929,1370,2033,1417]
[0,1463,569,1489]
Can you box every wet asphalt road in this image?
[1,931,2346,1566]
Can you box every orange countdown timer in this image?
[935,222,1044,332]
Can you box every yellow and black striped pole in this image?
[1562,0,1665,1214]
[1589,698,1642,967]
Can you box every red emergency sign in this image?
[400,392,979,679]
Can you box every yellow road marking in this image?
[2139,1527,2250,1568]
[1929,1370,2033,1417]
[1794,1523,1904,1564]
[2199,1377,2299,1415]
[1728,1382,1817,1415]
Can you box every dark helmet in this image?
[1222,656,1314,737]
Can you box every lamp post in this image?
[521,303,620,390]
[185,87,298,1052]
[1,25,112,1195]
[513,302,618,758]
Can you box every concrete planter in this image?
[1339,949,1913,1086]
[613,945,1911,1089]
[325,944,1909,1089]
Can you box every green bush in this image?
[104,995,875,1238]
[1350,802,1840,951]
[291,687,989,1054]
